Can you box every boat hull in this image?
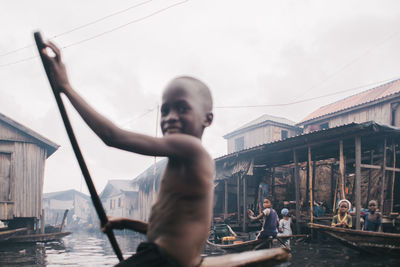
[309,223,400,255]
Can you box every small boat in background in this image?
[309,223,400,256]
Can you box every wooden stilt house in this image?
[0,113,58,230]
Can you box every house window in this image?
[118,198,121,207]
[281,130,288,140]
[234,137,244,151]
[320,122,329,130]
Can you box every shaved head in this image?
[170,76,213,113]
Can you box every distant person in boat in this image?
[41,41,214,267]
[361,200,382,232]
[331,199,352,228]
[248,198,278,239]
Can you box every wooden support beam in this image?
[391,142,396,213]
[237,175,240,222]
[367,151,373,205]
[272,168,276,205]
[40,209,45,234]
[308,146,314,223]
[224,179,228,219]
[380,138,387,217]
[385,167,400,172]
[355,136,361,230]
[293,149,301,234]
[360,164,382,170]
[243,176,247,233]
[339,140,345,200]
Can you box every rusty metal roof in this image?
[299,78,400,124]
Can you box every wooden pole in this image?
[380,138,387,217]
[40,209,45,234]
[224,179,228,219]
[355,136,361,230]
[293,149,301,234]
[339,140,345,199]
[391,141,396,213]
[34,32,123,261]
[243,176,247,232]
[271,168,276,205]
[366,151,374,205]
[237,174,240,222]
[308,146,314,223]
[60,209,69,232]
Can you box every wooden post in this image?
[243,176,247,232]
[339,140,345,200]
[293,149,301,234]
[308,146,314,223]
[60,209,69,232]
[40,209,45,234]
[366,151,374,205]
[355,136,361,230]
[237,174,240,223]
[271,168,276,204]
[224,179,228,219]
[55,212,59,226]
[391,141,396,213]
[380,139,387,216]
[35,218,40,234]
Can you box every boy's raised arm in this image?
[41,42,202,159]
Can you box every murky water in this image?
[1,231,400,267]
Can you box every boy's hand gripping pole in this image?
[33,31,124,262]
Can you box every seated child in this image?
[331,199,352,228]
[248,198,278,239]
[362,200,382,232]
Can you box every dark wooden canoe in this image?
[201,247,290,267]
[1,231,71,244]
[206,239,269,253]
[206,235,306,253]
[0,228,27,241]
[309,223,400,255]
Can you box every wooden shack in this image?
[224,114,301,153]
[100,180,139,219]
[214,122,400,233]
[0,113,58,229]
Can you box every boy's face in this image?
[368,201,377,212]
[263,199,272,208]
[161,78,212,138]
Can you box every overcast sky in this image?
[1,0,400,194]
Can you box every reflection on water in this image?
[0,231,144,267]
[1,231,400,266]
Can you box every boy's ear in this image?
[204,112,213,127]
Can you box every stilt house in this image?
[0,113,58,229]
[215,79,400,232]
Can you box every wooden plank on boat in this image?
[201,247,290,267]
[0,228,27,240]
[4,231,71,243]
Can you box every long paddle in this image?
[33,31,124,262]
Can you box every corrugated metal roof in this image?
[299,78,400,124]
[224,114,297,138]
[215,121,400,164]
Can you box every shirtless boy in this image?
[41,41,214,267]
[362,200,382,232]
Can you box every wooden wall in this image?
[0,141,46,220]
[227,125,298,154]
[304,102,392,133]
